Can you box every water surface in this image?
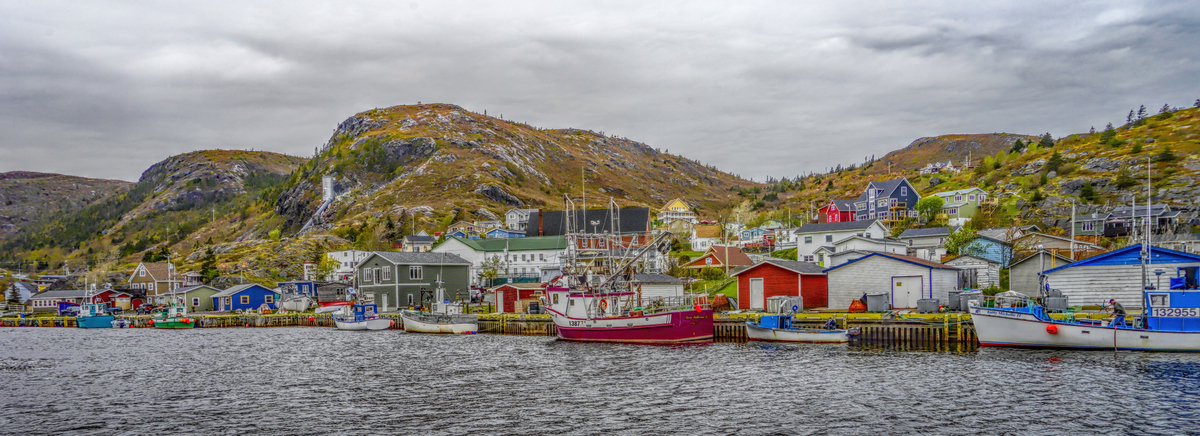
[1,328,1197,435]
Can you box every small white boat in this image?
[279,295,314,312]
[324,302,393,331]
[400,286,477,334]
[746,319,852,343]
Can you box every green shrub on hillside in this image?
[1156,145,1177,162]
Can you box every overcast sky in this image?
[1,1,1197,183]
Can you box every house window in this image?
[363,270,372,284]
[539,254,545,261]
[410,266,422,280]
[979,194,986,201]
[818,253,825,262]
[856,202,865,210]
[865,232,872,238]
[553,294,560,305]
[139,268,146,277]
[383,267,391,280]
[1082,221,1096,232]
[805,236,812,244]
[881,211,890,219]
[969,194,976,201]
[705,258,713,265]
[901,187,908,196]
[149,283,155,291]
[265,295,274,304]
[803,255,815,262]
[877,199,886,207]
[240,295,249,304]
[869,210,876,219]
[955,195,963,202]
[889,198,897,207]
[373,268,381,283]
[948,208,958,215]
[192,298,199,306]
[826,235,833,242]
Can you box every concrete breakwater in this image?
[0,312,980,346]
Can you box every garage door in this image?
[892,276,923,308]
[750,278,764,310]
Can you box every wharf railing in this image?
[713,312,979,348]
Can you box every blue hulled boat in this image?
[76,302,115,329]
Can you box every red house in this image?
[732,260,828,310]
[492,283,544,313]
[682,245,755,270]
[818,199,857,223]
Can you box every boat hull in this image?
[280,297,314,312]
[745,323,850,343]
[77,315,115,329]
[152,317,196,329]
[401,313,477,334]
[548,308,714,343]
[971,306,1200,352]
[334,318,394,331]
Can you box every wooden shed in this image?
[1041,244,1200,308]
[732,260,827,310]
[943,255,1001,289]
[492,283,544,313]
[824,252,959,310]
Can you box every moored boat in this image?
[400,286,477,334]
[544,289,713,343]
[150,305,196,329]
[76,302,115,329]
[320,302,393,331]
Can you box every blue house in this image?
[212,284,280,312]
[446,230,468,239]
[485,228,525,239]
[853,178,920,225]
[277,280,319,298]
[963,234,1012,266]
[740,227,768,242]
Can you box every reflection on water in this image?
[1,328,1198,435]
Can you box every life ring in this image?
[599,299,608,311]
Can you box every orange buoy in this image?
[694,304,702,313]
[147,319,154,325]
[1046,324,1058,334]
[308,316,314,322]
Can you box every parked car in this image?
[60,306,80,317]
[135,304,154,315]
[106,307,123,315]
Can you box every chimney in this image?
[538,210,544,236]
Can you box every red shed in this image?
[491,283,544,313]
[732,260,828,310]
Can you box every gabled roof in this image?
[659,198,690,211]
[212,284,278,298]
[133,262,179,281]
[29,289,90,299]
[10,282,37,293]
[404,234,437,244]
[525,207,651,236]
[1009,250,1074,269]
[631,273,687,284]
[943,254,1000,265]
[162,285,220,296]
[1015,232,1102,249]
[831,235,901,247]
[1040,244,1200,275]
[813,246,836,254]
[733,259,826,276]
[442,236,566,252]
[824,252,959,273]
[793,219,881,235]
[868,178,913,197]
[932,187,986,197]
[1073,212,1111,221]
[829,199,856,210]
[899,227,952,238]
[694,225,722,239]
[370,251,473,265]
[684,245,754,268]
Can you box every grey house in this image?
[356,252,472,311]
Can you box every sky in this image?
[1,1,1197,183]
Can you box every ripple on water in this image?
[2,328,1200,435]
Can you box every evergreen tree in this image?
[1031,189,1044,202]
[1127,110,1135,124]
[1100,123,1116,144]
[1009,139,1026,153]
[1160,104,1171,114]
[1132,142,1143,154]
[1195,99,1200,108]
[825,180,834,191]
[1039,172,1048,186]
[1115,167,1136,189]
[1137,105,1148,120]
[1156,145,1177,162]
[1080,182,1096,203]
[1046,150,1064,172]
[1089,126,1096,134]
[1039,133,1055,148]
[199,248,219,284]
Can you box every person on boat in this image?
[1109,299,1126,315]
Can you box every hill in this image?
[864,133,1039,175]
[274,103,758,233]
[0,172,132,240]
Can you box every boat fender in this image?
[694,304,702,313]
[308,316,314,322]
[147,319,154,326]
[1046,324,1058,334]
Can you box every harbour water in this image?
[2,328,1199,435]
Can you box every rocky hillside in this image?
[0,172,131,240]
[864,133,1040,175]
[275,103,758,232]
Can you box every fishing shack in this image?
[212,284,280,312]
[732,260,827,310]
[1040,244,1200,308]
[824,252,959,310]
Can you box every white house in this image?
[790,220,889,263]
[821,236,908,267]
[631,274,687,300]
[690,225,723,251]
[658,198,698,224]
[505,208,539,231]
[943,255,1001,289]
[898,227,955,262]
[326,250,373,282]
[824,252,960,310]
[432,236,568,286]
[1041,244,1200,308]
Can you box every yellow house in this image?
[657,198,697,224]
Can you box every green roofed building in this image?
[432,236,569,286]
